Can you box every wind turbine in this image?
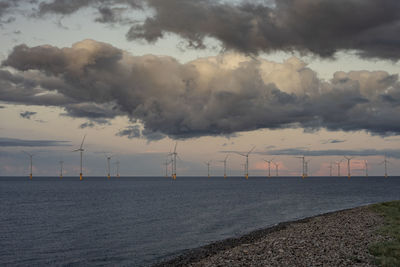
[22,151,33,180]
[380,155,390,178]
[105,154,112,179]
[364,160,368,177]
[59,160,64,179]
[236,146,256,179]
[219,154,229,179]
[344,156,354,179]
[264,158,274,178]
[335,160,342,177]
[204,160,212,178]
[295,156,306,179]
[73,134,86,181]
[273,162,279,177]
[168,142,179,180]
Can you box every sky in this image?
[1,0,400,177]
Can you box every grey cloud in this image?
[3,0,400,59]
[127,0,400,60]
[260,148,400,159]
[321,139,346,144]
[117,125,165,141]
[0,105,4,108]
[63,103,123,119]
[79,121,95,129]
[0,137,71,147]
[117,125,141,139]
[79,118,110,129]
[20,110,36,119]
[1,40,400,140]
[37,0,142,16]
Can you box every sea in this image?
[1,176,399,266]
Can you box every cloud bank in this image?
[1,39,400,139]
[261,148,400,159]
[3,0,400,59]
[0,137,71,147]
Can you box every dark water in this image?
[1,176,399,266]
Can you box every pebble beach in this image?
[155,205,387,266]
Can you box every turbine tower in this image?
[219,154,229,179]
[296,156,306,179]
[73,134,86,181]
[204,160,212,178]
[23,151,33,180]
[105,154,112,179]
[328,162,333,177]
[168,142,179,180]
[305,159,311,177]
[59,160,64,179]
[364,160,368,177]
[335,160,342,177]
[380,155,390,178]
[115,160,120,177]
[163,156,170,178]
[240,163,246,177]
[236,146,256,179]
[274,162,279,177]
[264,158,274,178]
[344,156,354,179]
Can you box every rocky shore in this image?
[154,205,388,266]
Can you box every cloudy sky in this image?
[1,0,400,177]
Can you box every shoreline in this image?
[154,204,387,266]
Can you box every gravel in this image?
[154,205,387,267]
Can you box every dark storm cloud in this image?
[129,0,400,59]
[4,0,392,60]
[0,137,71,147]
[1,40,400,139]
[260,148,400,159]
[20,110,36,119]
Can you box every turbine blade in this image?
[174,141,178,153]
[248,145,256,155]
[80,134,87,149]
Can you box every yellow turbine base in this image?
[245,174,248,180]
[60,175,63,179]
[80,173,83,181]
[107,175,110,179]
[172,174,176,180]
[348,175,351,179]
[29,174,32,180]
[224,175,227,179]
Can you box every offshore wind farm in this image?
[1,0,400,266]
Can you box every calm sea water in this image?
[1,176,399,266]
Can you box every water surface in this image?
[1,176,399,266]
